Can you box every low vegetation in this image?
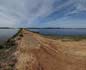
[44,35,86,41]
[0,45,4,49]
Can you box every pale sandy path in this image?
[15,29,86,70]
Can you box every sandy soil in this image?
[14,29,86,70]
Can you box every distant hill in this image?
[0,27,12,29]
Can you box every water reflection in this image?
[0,29,19,44]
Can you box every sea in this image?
[0,28,86,44]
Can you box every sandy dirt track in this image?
[13,29,86,70]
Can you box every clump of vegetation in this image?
[60,35,86,41]
[4,39,17,49]
[19,33,23,37]
[44,35,86,41]
[0,45,4,49]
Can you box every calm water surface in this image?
[0,28,86,44]
[0,29,18,44]
[29,29,86,35]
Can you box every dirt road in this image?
[11,29,86,70]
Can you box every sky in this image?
[0,0,86,28]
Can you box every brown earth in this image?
[1,29,86,70]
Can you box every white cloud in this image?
[0,0,28,27]
[76,0,86,11]
[0,0,86,27]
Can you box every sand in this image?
[15,29,86,70]
[1,29,86,70]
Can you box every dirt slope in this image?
[1,29,86,70]
[15,29,86,70]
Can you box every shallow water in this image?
[0,28,86,44]
[29,29,86,35]
[0,29,18,44]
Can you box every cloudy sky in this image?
[0,0,86,28]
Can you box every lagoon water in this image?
[29,28,86,35]
[0,28,86,44]
[0,29,19,44]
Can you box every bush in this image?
[0,45,4,49]
[19,34,23,37]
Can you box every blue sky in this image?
[0,0,86,28]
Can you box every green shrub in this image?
[0,45,4,49]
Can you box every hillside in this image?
[0,29,86,70]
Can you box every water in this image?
[29,28,86,35]
[0,28,86,44]
[0,29,19,44]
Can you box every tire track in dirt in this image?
[14,29,86,70]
